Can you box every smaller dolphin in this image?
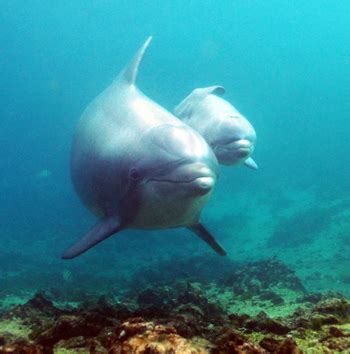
[174,86,258,169]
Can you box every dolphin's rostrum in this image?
[63,37,226,259]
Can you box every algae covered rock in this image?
[225,258,305,300]
[259,336,302,353]
[213,328,264,353]
[137,288,167,308]
[314,297,350,319]
[244,311,291,335]
[0,342,46,353]
[258,290,285,305]
[4,292,62,322]
[108,319,212,353]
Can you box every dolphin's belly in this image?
[129,187,212,229]
[129,203,199,229]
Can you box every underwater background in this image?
[1,1,349,352]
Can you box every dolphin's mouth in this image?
[149,175,215,196]
[150,174,215,185]
[219,139,253,154]
[234,147,251,158]
[148,163,216,188]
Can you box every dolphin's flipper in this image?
[119,36,153,86]
[188,223,227,256]
[62,216,121,259]
[174,86,225,120]
[244,157,258,170]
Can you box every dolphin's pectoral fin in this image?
[188,223,227,256]
[62,216,121,259]
[244,157,258,170]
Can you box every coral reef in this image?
[225,257,305,295]
[267,206,333,248]
[0,258,349,352]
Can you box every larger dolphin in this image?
[63,37,226,259]
[175,86,258,169]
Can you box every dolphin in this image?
[174,86,258,169]
[63,37,226,259]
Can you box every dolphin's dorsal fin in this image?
[199,86,225,96]
[175,85,225,120]
[120,36,153,86]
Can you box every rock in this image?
[176,304,205,318]
[321,336,350,352]
[107,319,212,353]
[214,328,264,353]
[137,288,165,307]
[289,301,343,331]
[260,336,302,353]
[166,313,206,339]
[314,297,350,319]
[226,258,306,299]
[259,336,281,352]
[278,337,302,353]
[309,313,339,329]
[259,290,285,305]
[26,292,54,312]
[54,336,104,352]
[0,342,47,353]
[55,335,87,349]
[176,285,225,319]
[297,292,323,304]
[0,335,6,346]
[245,311,290,335]
[228,313,251,327]
[4,292,62,321]
[35,312,115,347]
[80,295,130,320]
[329,326,346,338]
[35,315,81,346]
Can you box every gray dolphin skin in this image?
[174,86,258,169]
[63,37,226,259]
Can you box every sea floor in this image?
[0,256,349,353]
[0,185,349,352]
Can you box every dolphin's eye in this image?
[129,168,141,180]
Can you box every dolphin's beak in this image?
[192,175,216,194]
[149,161,216,195]
[188,163,216,195]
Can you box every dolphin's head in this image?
[127,125,218,228]
[212,111,257,167]
[175,86,258,169]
